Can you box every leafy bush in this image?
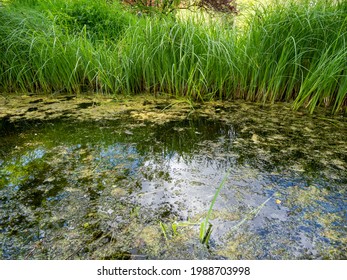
[7,0,136,41]
[197,0,237,14]
[53,0,136,41]
[122,0,238,16]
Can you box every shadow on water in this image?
[0,106,346,260]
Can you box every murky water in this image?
[0,96,346,259]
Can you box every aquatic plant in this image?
[238,0,347,113]
[117,0,347,112]
[0,0,132,93]
[160,220,199,240]
[0,0,346,113]
[199,168,230,245]
[159,169,230,245]
[159,170,274,247]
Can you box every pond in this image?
[0,95,346,259]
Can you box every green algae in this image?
[0,94,346,259]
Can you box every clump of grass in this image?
[0,7,91,93]
[0,0,135,93]
[7,0,136,42]
[119,15,239,100]
[238,0,347,113]
[0,0,346,113]
[119,0,347,112]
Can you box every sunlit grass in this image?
[0,0,131,94]
[0,0,346,113]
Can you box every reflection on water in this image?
[0,106,346,260]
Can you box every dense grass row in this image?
[0,0,346,113]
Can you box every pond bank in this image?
[1,93,345,123]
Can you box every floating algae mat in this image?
[0,95,346,259]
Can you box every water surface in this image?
[0,96,346,259]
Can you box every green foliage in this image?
[0,6,94,93]
[118,16,219,97]
[199,168,230,245]
[0,0,346,113]
[0,0,132,93]
[240,0,347,113]
[48,0,136,42]
[7,0,136,41]
[124,0,182,16]
[159,170,275,246]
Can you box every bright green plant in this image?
[160,220,200,240]
[159,169,230,245]
[199,168,231,245]
[159,191,276,246]
[0,0,346,113]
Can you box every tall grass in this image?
[239,0,347,112]
[0,8,92,93]
[0,0,135,93]
[119,17,227,98]
[0,0,346,113]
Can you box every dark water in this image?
[0,105,346,259]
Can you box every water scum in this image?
[0,94,346,259]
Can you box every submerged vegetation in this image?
[0,96,346,259]
[1,0,346,260]
[0,0,346,113]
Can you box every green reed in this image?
[118,0,347,112]
[239,0,347,113]
[199,168,230,245]
[0,0,346,113]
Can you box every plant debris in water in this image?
[0,94,346,259]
